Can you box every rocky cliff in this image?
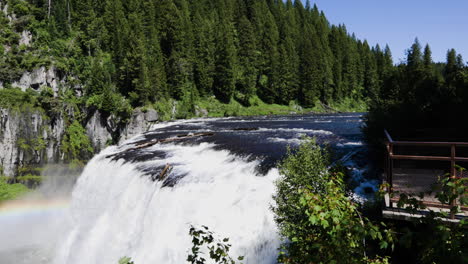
[0,107,159,177]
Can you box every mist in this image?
[0,165,81,264]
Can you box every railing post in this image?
[450,144,456,219]
[386,142,394,208]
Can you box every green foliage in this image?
[61,120,93,164]
[15,174,43,187]
[86,92,132,122]
[17,135,46,152]
[0,88,37,108]
[328,97,368,112]
[152,98,175,121]
[196,96,309,118]
[188,225,244,264]
[388,172,468,264]
[0,177,29,202]
[273,138,393,264]
[293,178,393,264]
[118,257,134,264]
[118,225,243,264]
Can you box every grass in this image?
[0,177,29,202]
[154,96,368,121]
[328,97,368,113]
[195,96,308,117]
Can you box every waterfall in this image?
[1,113,367,264]
[53,141,281,264]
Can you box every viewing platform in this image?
[382,130,468,222]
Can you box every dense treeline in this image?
[1,0,390,110]
[365,38,468,148]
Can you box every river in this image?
[0,113,374,264]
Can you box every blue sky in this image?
[307,0,468,63]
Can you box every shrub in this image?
[0,88,37,108]
[86,91,132,122]
[389,172,468,264]
[187,225,244,264]
[118,257,134,264]
[273,138,393,264]
[273,138,330,233]
[153,98,174,121]
[61,120,93,164]
[118,225,243,264]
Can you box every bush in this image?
[273,138,330,232]
[388,173,468,264]
[152,98,174,121]
[0,88,37,108]
[61,120,93,164]
[187,225,244,264]
[86,91,133,122]
[118,225,243,264]
[118,257,134,264]
[273,138,393,264]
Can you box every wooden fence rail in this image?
[384,129,468,218]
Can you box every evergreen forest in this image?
[0,0,391,112]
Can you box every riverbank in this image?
[153,95,367,121]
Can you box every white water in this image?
[53,142,280,264]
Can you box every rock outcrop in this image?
[19,30,32,46]
[118,108,159,144]
[85,111,113,153]
[10,66,62,96]
[0,107,160,177]
[0,108,63,176]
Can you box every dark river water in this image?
[114,112,373,193]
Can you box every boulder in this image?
[144,109,159,122]
[85,111,112,152]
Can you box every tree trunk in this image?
[48,0,51,18]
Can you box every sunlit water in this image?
[0,113,372,264]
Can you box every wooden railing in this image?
[384,129,468,216]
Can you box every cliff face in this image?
[0,107,159,177]
[0,107,59,176]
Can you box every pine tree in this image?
[298,23,321,107]
[248,0,280,103]
[362,41,379,99]
[383,44,393,77]
[213,15,236,103]
[156,0,194,100]
[407,38,423,71]
[192,10,215,97]
[142,0,167,100]
[423,44,433,68]
[236,15,258,104]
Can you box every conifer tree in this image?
[236,15,258,104]
[423,44,433,69]
[192,11,215,97]
[213,15,236,103]
[407,38,423,71]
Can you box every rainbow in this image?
[0,198,70,219]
